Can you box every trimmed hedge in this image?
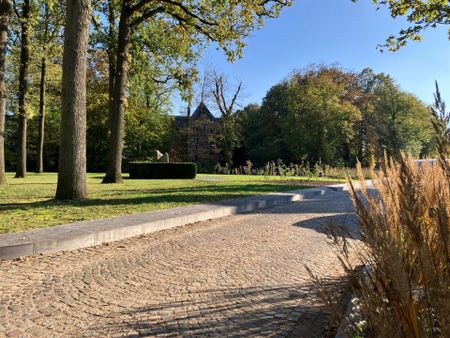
[129,162,197,179]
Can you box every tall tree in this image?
[283,66,361,165]
[123,53,174,160]
[13,0,30,178]
[55,0,91,200]
[0,0,11,185]
[238,82,291,166]
[34,0,64,173]
[101,0,132,183]
[102,0,292,183]
[87,12,189,172]
[353,68,383,165]
[212,72,242,167]
[373,76,433,158]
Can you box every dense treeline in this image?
[1,61,436,172]
[235,65,434,168]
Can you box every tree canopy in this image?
[237,65,434,167]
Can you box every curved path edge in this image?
[0,183,348,260]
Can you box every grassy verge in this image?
[0,173,344,234]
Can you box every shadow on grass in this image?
[88,174,108,179]
[0,183,307,212]
[100,183,305,196]
[3,182,56,185]
[86,279,348,338]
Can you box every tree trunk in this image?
[55,0,91,200]
[222,117,233,167]
[36,56,46,173]
[102,2,131,184]
[15,0,30,178]
[0,0,11,185]
[186,102,191,161]
[107,0,116,129]
[36,3,49,174]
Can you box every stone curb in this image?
[335,294,357,338]
[0,183,348,260]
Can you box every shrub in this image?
[129,162,197,179]
[214,159,366,179]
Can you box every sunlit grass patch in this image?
[0,172,339,233]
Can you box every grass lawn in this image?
[0,172,345,234]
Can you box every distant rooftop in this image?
[174,102,219,128]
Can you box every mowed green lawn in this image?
[0,173,344,233]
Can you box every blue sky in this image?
[173,0,450,115]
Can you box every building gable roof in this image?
[174,102,219,129]
[191,101,218,121]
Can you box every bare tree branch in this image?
[128,0,153,16]
[167,10,215,40]
[130,6,164,28]
[10,0,20,19]
[151,75,172,84]
[228,81,242,113]
[212,74,226,116]
[159,0,218,27]
[211,73,241,117]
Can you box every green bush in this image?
[129,162,197,179]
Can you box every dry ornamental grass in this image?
[313,83,450,338]
[345,156,450,337]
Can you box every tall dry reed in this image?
[343,156,450,337]
[315,83,450,337]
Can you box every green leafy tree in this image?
[100,0,292,183]
[240,66,362,167]
[353,68,384,165]
[87,20,184,171]
[123,59,174,160]
[241,83,291,166]
[4,0,64,174]
[283,66,361,165]
[85,48,110,172]
[373,76,434,158]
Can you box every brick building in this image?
[173,102,221,172]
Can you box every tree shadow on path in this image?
[87,279,349,338]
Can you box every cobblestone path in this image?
[0,190,359,338]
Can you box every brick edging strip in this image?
[0,184,347,260]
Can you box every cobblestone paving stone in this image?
[0,191,359,338]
